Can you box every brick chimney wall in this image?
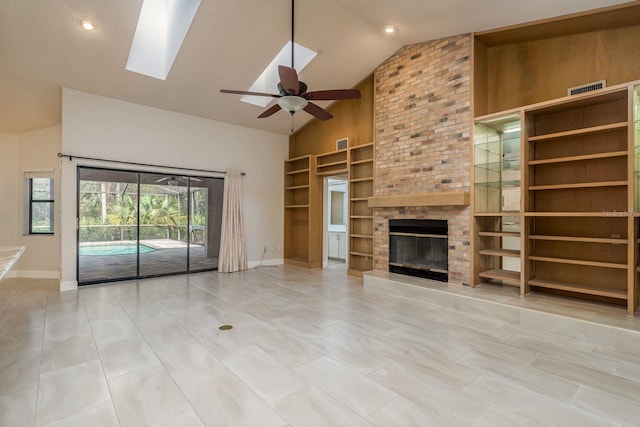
[373,34,472,285]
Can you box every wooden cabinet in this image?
[284,155,321,268]
[328,231,347,260]
[348,143,374,277]
[472,83,640,315]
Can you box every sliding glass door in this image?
[138,173,188,277]
[77,169,139,283]
[77,167,224,285]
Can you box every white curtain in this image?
[218,171,248,273]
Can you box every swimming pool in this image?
[79,243,156,256]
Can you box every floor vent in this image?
[568,80,606,96]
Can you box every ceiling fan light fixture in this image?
[278,96,308,113]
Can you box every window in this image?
[28,176,54,234]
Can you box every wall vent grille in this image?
[568,80,606,96]
[336,138,349,151]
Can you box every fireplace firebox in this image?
[389,219,448,282]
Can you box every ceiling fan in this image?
[155,176,201,186]
[219,0,360,121]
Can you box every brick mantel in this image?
[373,34,472,285]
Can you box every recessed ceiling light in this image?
[384,25,397,34]
[79,18,96,31]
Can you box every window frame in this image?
[28,177,55,235]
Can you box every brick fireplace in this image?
[373,34,471,286]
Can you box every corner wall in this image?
[60,88,288,290]
[373,35,472,285]
[0,126,62,279]
[0,134,19,247]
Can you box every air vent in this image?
[336,137,349,151]
[568,80,606,96]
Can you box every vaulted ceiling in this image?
[0,0,631,135]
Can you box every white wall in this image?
[16,126,62,276]
[0,133,19,247]
[61,88,288,290]
[0,126,62,279]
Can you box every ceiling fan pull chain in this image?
[291,0,295,68]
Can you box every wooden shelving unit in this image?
[471,112,524,291]
[472,82,640,315]
[523,86,634,313]
[283,155,322,268]
[316,149,348,176]
[348,143,374,277]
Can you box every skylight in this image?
[241,42,317,108]
[126,0,201,80]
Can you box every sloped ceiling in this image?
[0,0,632,135]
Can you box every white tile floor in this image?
[1,265,639,426]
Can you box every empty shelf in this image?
[528,278,627,299]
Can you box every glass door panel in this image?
[189,176,224,272]
[78,168,139,284]
[138,173,188,277]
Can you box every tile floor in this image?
[1,265,639,426]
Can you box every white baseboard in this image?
[60,280,78,292]
[248,258,284,269]
[10,270,60,279]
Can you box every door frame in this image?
[322,175,349,268]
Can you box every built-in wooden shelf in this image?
[478,231,520,238]
[350,159,373,165]
[529,278,627,299]
[284,204,309,209]
[474,212,523,217]
[350,251,373,257]
[529,181,627,191]
[317,168,348,176]
[479,248,520,257]
[285,168,310,175]
[478,269,520,285]
[529,235,627,244]
[528,256,627,269]
[285,185,310,190]
[523,212,614,217]
[528,122,628,142]
[317,160,346,168]
[348,143,374,278]
[528,151,628,166]
[368,191,470,208]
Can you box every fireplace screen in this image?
[389,219,448,281]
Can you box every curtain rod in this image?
[57,153,245,176]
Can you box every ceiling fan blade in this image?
[303,89,361,101]
[220,89,280,98]
[155,177,169,183]
[278,65,300,95]
[303,102,333,121]
[258,103,282,118]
